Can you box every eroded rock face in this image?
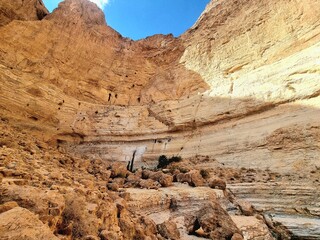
[53,0,320,178]
[181,0,320,91]
[0,207,59,240]
[0,185,65,230]
[0,0,207,141]
[0,0,48,26]
[1,0,320,239]
[46,0,106,26]
[1,0,319,176]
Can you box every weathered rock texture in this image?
[0,207,59,240]
[0,0,48,27]
[1,0,319,170]
[0,120,163,239]
[1,0,320,239]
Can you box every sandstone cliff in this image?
[0,0,48,27]
[1,0,320,239]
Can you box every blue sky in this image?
[43,0,210,40]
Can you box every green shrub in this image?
[157,155,169,169]
[157,155,182,169]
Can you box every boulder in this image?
[208,176,226,190]
[139,179,161,189]
[194,227,207,237]
[142,170,173,187]
[157,220,180,240]
[231,232,244,240]
[119,209,136,239]
[0,207,59,240]
[176,172,192,184]
[186,202,240,239]
[124,173,141,188]
[158,174,173,187]
[139,216,158,236]
[111,177,125,188]
[0,201,19,214]
[110,162,128,178]
[97,201,119,233]
[176,170,205,187]
[0,185,65,230]
[100,169,112,181]
[142,170,154,179]
[107,183,119,192]
[237,199,254,216]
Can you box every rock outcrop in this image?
[0,0,48,27]
[0,207,60,240]
[1,0,319,239]
[1,0,319,172]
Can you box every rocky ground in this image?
[2,117,319,239]
[0,117,161,240]
[173,156,320,239]
[0,118,276,240]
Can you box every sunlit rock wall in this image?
[0,0,319,173]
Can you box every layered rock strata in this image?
[229,182,320,239]
[1,0,319,170]
[1,0,320,239]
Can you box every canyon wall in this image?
[1,0,319,173]
[70,0,320,173]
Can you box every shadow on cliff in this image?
[51,94,320,173]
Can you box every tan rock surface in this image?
[181,0,320,91]
[0,121,162,239]
[0,0,207,142]
[157,220,180,240]
[0,201,19,214]
[0,185,65,229]
[192,202,240,239]
[0,207,59,240]
[231,215,274,240]
[0,0,48,27]
[1,0,320,238]
[1,0,319,176]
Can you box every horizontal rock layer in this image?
[229,182,320,239]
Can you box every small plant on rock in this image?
[157,155,169,169]
[157,155,182,169]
